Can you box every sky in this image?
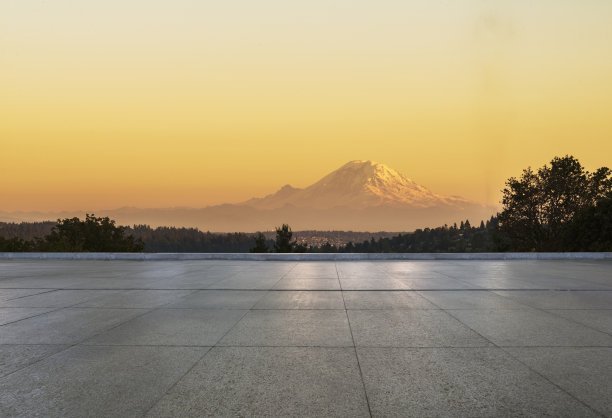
[2,0,611,212]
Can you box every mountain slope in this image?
[245,160,473,209]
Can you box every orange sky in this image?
[2,1,611,212]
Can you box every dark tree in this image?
[562,194,612,251]
[0,236,34,252]
[274,224,300,253]
[249,232,270,253]
[40,214,144,252]
[499,156,612,251]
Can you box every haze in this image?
[2,1,611,212]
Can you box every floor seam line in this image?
[338,262,373,418]
[420,290,609,418]
[140,296,255,416]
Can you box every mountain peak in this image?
[244,160,473,210]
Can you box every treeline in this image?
[128,225,256,252]
[0,220,259,253]
[0,215,143,252]
[0,222,395,252]
[336,218,501,253]
[0,221,55,241]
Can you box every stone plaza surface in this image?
[0,260,611,417]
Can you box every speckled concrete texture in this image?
[0,259,610,417]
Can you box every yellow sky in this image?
[2,1,611,212]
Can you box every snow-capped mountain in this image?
[1,161,495,232]
[245,160,473,209]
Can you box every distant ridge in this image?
[0,160,496,232]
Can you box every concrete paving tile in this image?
[380,262,454,274]
[147,347,369,418]
[0,345,69,378]
[219,310,353,347]
[518,276,612,290]
[357,347,598,417]
[418,290,529,309]
[338,272,391,280]
[253,291,345,309]
[286,263,338,278]
[232,268,293,281]
[494,290,612,309]
[548,310,612,335]
[0,307,147,344]
[0,289,119,308]
[283,272,339,279]
[122,266,188,280]
[348,310,489,347]
[340,278,408,290]
[0,276,114,289]
[0,289,53,301]
[378,261,442,273]
[505,347,612,417]
[576,274,612,289]
[209,277,282,290]
[149,275,226,289]
[343,291,437,310]
[450,309,612,346]
[336,263,389,279]
[387,271,450,279]
[165,290,266,309]
[0,345,208,418]
[0,307,56,326]
[272,277,340,290]
[398,278,477,290]
[85,308,246,346]
[75,290,195,308]
[457,277,548,290]
[53,278,140,289]
[1,260,611,417]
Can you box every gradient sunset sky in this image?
[2,1,611,212]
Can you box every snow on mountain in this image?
[2,160,495,232]
[244,160,474,209]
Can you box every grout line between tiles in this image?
[417,292,608,418]
[337,262,373,418]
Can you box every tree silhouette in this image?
[40,214,144,252]
[272,224,306,253]
[562,194,612,251]
[274,224,295,253]
[499,155,612,251]
[249,232,269,253]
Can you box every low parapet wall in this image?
[1,252,611,261]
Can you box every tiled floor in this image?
[0,260,611,417]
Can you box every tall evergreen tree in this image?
[274,224,295,253]
[249,232,269,253]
